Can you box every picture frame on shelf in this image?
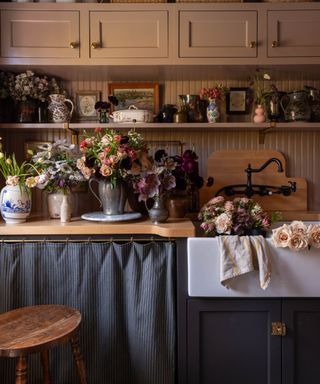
[24,141,52,160]
[109,82,160,114]
[226,87,251,115]
[75,91,101,121]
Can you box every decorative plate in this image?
[81,211,142,222]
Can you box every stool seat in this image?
[0,305,87,384]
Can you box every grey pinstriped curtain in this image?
[0,241,176,384]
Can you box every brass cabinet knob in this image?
[271,322,286,336]
[272,41,279,48]
[91,42,100,49]
[69,42,78,49]
[249,41,256,48]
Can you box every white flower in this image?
[215,212,232,234]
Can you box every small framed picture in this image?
[109,82,159,114]
[24,141,52,159]
[226,87,250,115]
[76,91,101,121]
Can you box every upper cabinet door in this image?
[268,10,320,58]
[89,11,168,59]
[179,11,257,58]
[1,10,80,59]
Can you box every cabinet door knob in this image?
[271,322,286,336]
[91,42,100,49]
[272,41,279,48]
[69,42,78,49]
[249,41,256,48]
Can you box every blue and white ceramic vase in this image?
[206,98,220,123]
[0,185,31,224]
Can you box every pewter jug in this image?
[305,86,320,122]
[48,94,74,123]
[89,178,127,215]
[280,90,311,122]
[264,91,287,122]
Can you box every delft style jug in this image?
[48,94,74,123]
[280,90,311,122]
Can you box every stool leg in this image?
[40,349,51,384]
[16,356,27,384]
[70,334,87,384]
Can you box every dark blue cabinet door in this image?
[282,299,320,384]
[187,299,281,384]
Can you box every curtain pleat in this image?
[0,241,176,384]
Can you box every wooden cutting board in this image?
[199,149,307,211]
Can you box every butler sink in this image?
[188,222,320,297]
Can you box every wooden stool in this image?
[0,304,87,384]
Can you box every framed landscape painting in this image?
[109,82,159,114]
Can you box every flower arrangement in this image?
[200,85,229,101]
[8,70,61,102]
[0,152,34,188]
[77,128,148,187]
[272,221,320,251]
[170,149,204,193]
[249,69,271,105]
[131,149,176,202]
[94,96,118,114]
[29,140,85,194]
[198,196,280,236]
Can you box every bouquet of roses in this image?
[199,196,280,236]
[77,128,148,187]
[272,221,320,251]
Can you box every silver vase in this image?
[89,178,127,215]
[147,195,169,224]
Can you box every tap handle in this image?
[289,181,297,192]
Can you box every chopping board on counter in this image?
[199,149,307,211]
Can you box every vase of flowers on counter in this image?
[77,128,148,216]
[131,149,176,224]
[198,196,280,237]
[0,146,36,223]
[30,140,85,221]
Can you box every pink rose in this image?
[215,213,232,234]
[272,225,291,248]
[288,233,309,251]
[208,196,224,205]
[290,220,309,235]
[309,225,320,248]
[99,164,112,177]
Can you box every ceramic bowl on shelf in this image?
[110,105,153,123]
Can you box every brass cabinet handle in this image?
[249,41,256,48]
[272,41,279,48]
[69,42,78,49]
[91,42,100,49]
[271,322,286,336]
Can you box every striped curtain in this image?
[0,241,176,384]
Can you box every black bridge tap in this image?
[245,158,284,198]
[214,157,297,198]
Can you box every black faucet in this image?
[214,157,297,198]
[245,158,283,197]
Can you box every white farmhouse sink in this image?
[188,222,320,297]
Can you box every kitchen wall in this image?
[4,77,320,215]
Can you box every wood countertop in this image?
[0,217,196,238]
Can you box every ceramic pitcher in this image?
[48,94,74,123]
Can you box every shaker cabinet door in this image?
[1,10,80,59]
[267,10,320,58]
[179,11,257,58]
[89,11,169,59]
[187,299,281,384]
